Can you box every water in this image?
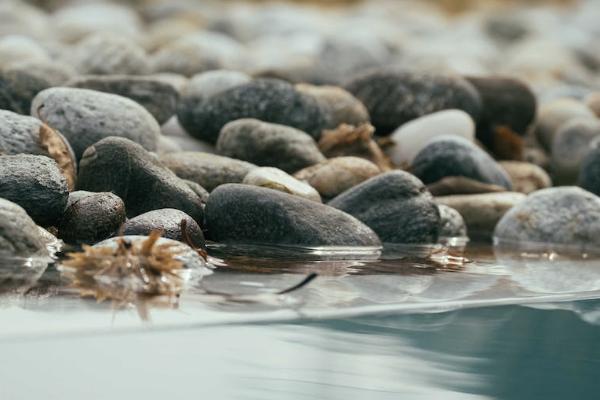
[1,241,599,399]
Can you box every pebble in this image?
[77,137,205,223]
[73,33,150,76]
[499,161,552,194]
[329,171,441,244]
[0,67,52,115]
[494,187,600,247]
[58,191,126,244]
[294,157,381,200]
[242,167,321,202]
[466,76,536,159]
[0,198,47,257]
[159,152,257,192]
[438,204,468,238]
[411,136,513,190]
[426,176,507,197]
[535,98,596,151]
[67,75,179,125]
[578,141,600,196]
[3,59,75,87]
[122,209,205,249]
[550,118,600,184]
[345,69,482,134]
[0,110,77,190]
[32,87,161,160]
[205,184,381,247]
[387,109,475,168]
[436,192,526,241]
[217,119,326,173]
[0,35,49,69]
[177,78,328,143]
[295,84,370,129]
[0,154,69,227]
[585,92,600,117]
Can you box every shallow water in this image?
[1,242,599,399]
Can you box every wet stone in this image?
[494,187,600,247]
[438,204,467,238]
[217,119,326,174]
[159,152,257,192]
[0,154,69,227]
[243,167,321,202]
[295,157,381,201]
[58,191,126,244]
[411,136,513,190]
[122,208,205,249]
[32,87,161,160]
[205,184,381,247]
[67,75,180,125]
[345,69,481,134]
[177,78,328,143]
[77,137,205,224]
[329,171,441,244]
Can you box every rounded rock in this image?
[159,152,257,192]
[58,191,126,244]
[0,198,47,257]
[32,87,161,160]
[243,167,321,202]
[205,184,381,247]
[73,33,150,76]
[329,171,441,244]
[411,136,513,190]
[535,98,595,151]
[578,141,600,196]
[0,154,69,227]
[499,161,552,194]
[77,137,205,223]
[551,118,600,185]
[438,204,467,238]
[0,67,52,115]
[345,69,481,134]
[217,119,325,173]
[122,208,205,249]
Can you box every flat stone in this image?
[243,167,321,202]
[205,184,381,247]
[329,171,441,244]
[217,119,325,173]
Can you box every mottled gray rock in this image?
[578,141,600,196]
[494,187,600,247]
[345,69,481,134]
[0,110,77,190]
[295,84,370,129]
[58,191,126,244]
[0,67,52,115]
[535,98,595,151]
[499,161,552,194]
[73,33,150,75]
[0,198,47,257]
[438,204,467,238]
[32,87,161,160]
[205,184,381,247]
[177,78,328,143]
[122,208,205,249]
[67,75,179,125]
[329,171,440,244]
[437,192,525,241]
[243,167,321,202]
[551,118,600,184]
[159,152,256,192]
[294,157,381,199]
[412,136,512,190]
[5,59,76,86]
[0,154,68,226]
[217,119,325,173]
[77,137,204,223]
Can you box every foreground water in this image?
[1,242,599,399]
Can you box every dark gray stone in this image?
[0,154,68,227]
[217,119,325,173]
[0,198,47,256]
[494,187,600,247]
[67,75,179,125]
[0,67,52,115]
[328,171,440,244]
[77,137,204,223]
[552,118,600,185]
[438,204,467,238]
[345,69,481,134]
[58,191,126,244]
[578,140,600,196]
[122,208,205,249]
[31,87,161,160]
[177,78,328,143]
[205,184,381,247]
[412,136,512,190]
[159,152,256,192]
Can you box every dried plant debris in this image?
[318,123,392,171]
[60,230,203,319]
